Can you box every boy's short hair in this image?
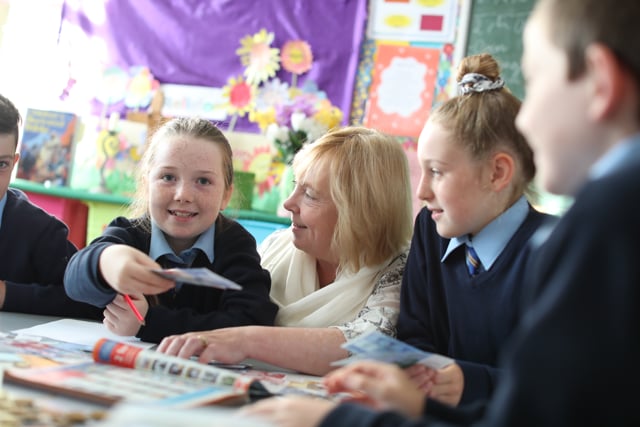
[0,93,21,149]
[538,0,640,85]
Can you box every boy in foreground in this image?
[242,0,640,425]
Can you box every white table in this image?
[0,311,63,332]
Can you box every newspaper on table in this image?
[332,330,454,370]
[152,267,242,290]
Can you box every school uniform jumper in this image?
[397,203,551,405]
[64,215,278,343]
[319,138,640,427]
[1,188,102,319]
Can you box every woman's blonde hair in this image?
[292,126,413,273]
[430,53,536,201]
[128,117,233,223]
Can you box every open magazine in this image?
[332,330,455,369]
[3,338,273,408]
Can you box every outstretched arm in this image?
[159,325,349,375]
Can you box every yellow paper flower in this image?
[222,75,256,117]
[288,86,303,100]
[249,107,277,132]
[125,66,158,109]
[236,29,281,85]
[281,40,313,75]
[313,101,343,130]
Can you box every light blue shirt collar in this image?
[589,133,640,180]
[0,192,6,229]
[149,221,215,265]
[442,196,529,270]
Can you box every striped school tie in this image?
[466,245,481,276]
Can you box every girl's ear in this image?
[488,152,515,193]
[585,43,635,121]
[220,183,234,211]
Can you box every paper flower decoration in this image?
[236,29,281,85]
[222,75,256,117]
[230,29,344,213]
[222,75,256,132]
[125,66,159,110]
[251,79,343,164]
[249,108,277,133]
[96,66,129,106]
[281,40,313,76]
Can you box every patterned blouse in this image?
[334,248,408,340]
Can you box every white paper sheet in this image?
[11,319,155,350]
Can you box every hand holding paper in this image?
[332,331,454,370]
[152,267,242,291]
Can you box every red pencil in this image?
[123,294,145,325]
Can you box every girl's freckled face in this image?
[148,137,231,253]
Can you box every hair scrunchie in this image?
[458,73,505,95]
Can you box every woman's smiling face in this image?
[282,166,339,265]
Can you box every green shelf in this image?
[10,179,130,205]
[10,178,290,225]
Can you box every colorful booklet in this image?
[331,330,454,370]
[3,338,270,408]
[0,331,91,368]
[152,267,242,290]
[16,108,77,187]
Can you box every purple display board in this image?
[60,0,367,132]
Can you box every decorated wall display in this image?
[58,0,367,134]
[11,0,477,217]
[70,115,147,198]
[350,0,471,127]
[227,29,343,161]
[221,28,344,214]
[57,0,367,215]
[367,0,459,43]
[364,44,440,138]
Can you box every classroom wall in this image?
[0,0,571,216]
[465,0,536,101]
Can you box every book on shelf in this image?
[16,108,77,187]
[331,330,455,370]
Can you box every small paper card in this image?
[152,268,242,291]
[331,330,454,370]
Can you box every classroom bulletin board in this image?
[9,0,544,216]
[59,0,368,133]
